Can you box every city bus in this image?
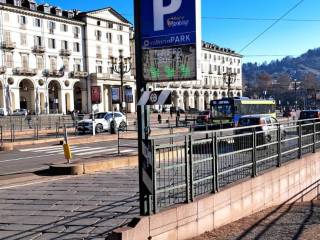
[210,97,276,127]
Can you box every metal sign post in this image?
[92,109,95,136]
[135,0,201,216]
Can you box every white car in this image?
[0,108,8,116]
[12,109,28,116]
[77,112,127,133]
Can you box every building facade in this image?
[153,42,243,111]
[0,0,135,115]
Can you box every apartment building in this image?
[0,0,134,115]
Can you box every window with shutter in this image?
[4,31,11,42]
[20,33,27,46]
[63,58,69,72]
[50,57,57,71]
[5,53,13,68]
[21,55,29,69]
[4,13,9,22]
[36,56,43,71]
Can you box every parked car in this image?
[298,110,320,133]
[12,109,28,116]
[0,108,7,117]
[196,110,212,124]
[283,109,292,118]
[151,108,160,113]
[170,107,185,114]
[77,112,127,134]
[236,115,286,146]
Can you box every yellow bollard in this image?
[63,143,72,163]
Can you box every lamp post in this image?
[293,78,298,110]
[223,67,237,98]
[43,70,49,115]
[111,49,131,113]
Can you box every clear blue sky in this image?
[43,0,320,63]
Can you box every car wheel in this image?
[95,124,104,134]
[119,121,127,131]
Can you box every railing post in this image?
[313,120,316,154]
[277,124,282,167]
[0,126,3,146]
[252,128,257,177]
[212,132,219,193]
[188,134,194,201]
[117,129,120,155]
[11,124,14,143]
[185,136,191,203]
[298,122,302,158]
[151,139,157,214]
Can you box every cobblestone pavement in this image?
[0,168,139,240]
[192,201,320,240]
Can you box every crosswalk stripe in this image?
[71,147,106,153]
[76,148,118,156]
[19,145,136,156]
[20,146,64,152]
[45,147,92,154]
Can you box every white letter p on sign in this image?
[153,0,182,31]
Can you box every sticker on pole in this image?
[138,90,172,106]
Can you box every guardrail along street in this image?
[149,118,320,214]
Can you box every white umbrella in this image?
[5,85,11,115]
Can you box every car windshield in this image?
[239,118,260,126]
[89,113,107,119]
[300,111,318,119]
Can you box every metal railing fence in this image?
[0,115,76,131]
[148,118,320,214]
[0,121,77,143]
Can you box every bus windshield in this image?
[212,104,233,118]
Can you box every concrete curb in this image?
[49,155,138,175]
[0,143,14,152]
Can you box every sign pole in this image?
[134,0,151,216]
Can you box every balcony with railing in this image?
[1,41,16,50]
[13,67,37,76]
[47,70,63,78]
[203,84,211,89]
[91,73,110,80]
[32,45,46,54]
[59,49,72,57]
[155,83,167,88]
[0,66,6,74]
[212,84,220,90]
[169,83,180,88]
[236,86,243,90]
[181,83,191,89]
[70,71,88,78]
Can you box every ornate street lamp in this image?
[223,67,237,98]
[111,49,131,113]
[42,69,50,114]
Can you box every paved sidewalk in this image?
[0,168,139,240]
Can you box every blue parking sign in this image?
[141,0,197,49]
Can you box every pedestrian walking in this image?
[158,114,162,124]
[177,110,180,121]
[25,111,32,129]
